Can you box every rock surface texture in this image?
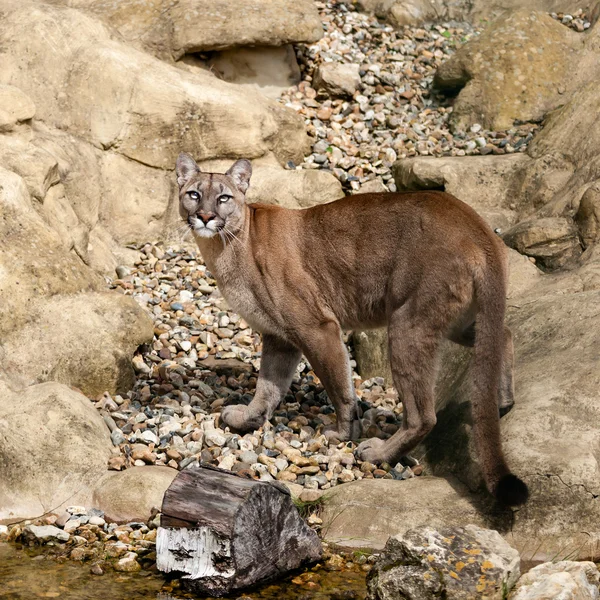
[92,466,178,524]
[322,478,492,549]
[50,0,324,60]
[366,525,520,600]
[509,561,600,600]
[0,382,113,521]
[434,11,581,131]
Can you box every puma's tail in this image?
[472,253,528,506]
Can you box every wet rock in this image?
[114,552,142,573]
[25,525,70,543]
[367,525,520,600]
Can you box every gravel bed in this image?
[550,8,591,31]
[102,244,416,496]
[277,0,541,193]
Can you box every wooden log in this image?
[157,465,322,596]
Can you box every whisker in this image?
[179,228,192,243]
[166,221,191,236]
[224,227,242,245]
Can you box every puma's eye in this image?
[219,195,232,203]
[188,191,200,200]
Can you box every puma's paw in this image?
[220,404,265,432]
[323,418,362,443]
[323,427,350,443]
[355,438,388,464]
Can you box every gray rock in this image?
[25,524,70,543]
[367,525,520,600]
[240,450,259,464]
[115,265,132,279]
[111,429,126,446]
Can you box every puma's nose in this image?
[198,212,216,224]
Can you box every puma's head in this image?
[176,153,251,239]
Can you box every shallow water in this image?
[0,544,366,600]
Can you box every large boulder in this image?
[0,381,113,521]
[0,166,153,396]
[322,478,492,549]
[169,0,323,55]
[49,0,322,61]
[2,292,153,397]
[0,1,310,169]
[366,525,520,600]
[434,11,581,131]
[393,154,528,231]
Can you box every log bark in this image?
[157,465,322,596]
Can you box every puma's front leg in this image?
[297,320,359,442]
[220,333,301,433]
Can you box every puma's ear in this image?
[226,159,252,194]
[176,152,200,187]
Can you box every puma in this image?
[176,153,529,506]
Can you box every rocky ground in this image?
[103,244,411,491]
[2,0,597,582]
[278,0,546,193]
[1,513,373,582]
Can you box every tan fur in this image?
[176,154,528,505]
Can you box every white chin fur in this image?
[193,227,217,239]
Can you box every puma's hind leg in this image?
[220,333,301,432]
[450,322,515,417]
[356,305,442,465]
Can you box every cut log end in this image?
[157,465,322,596]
